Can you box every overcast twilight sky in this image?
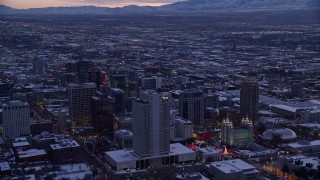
[1,0,182,9]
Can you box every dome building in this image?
[261,128,297,143]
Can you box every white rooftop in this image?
[298,123,320,129]
[176,172,209,180]
[210,159,258,174]
[287,140,320,148]
[281,155,319,170]
[105,149,139,163]
[0,161,11,171]
[13,137,28,142]
[106,143,195,163]
[169,143,195,155]
[54,163,92,180]
[12,141,30,147]
[18,149,46,158]
[271,104,298,112]
[50,140,80,150]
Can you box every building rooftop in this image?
[280,155,319,170]
[0,161,11,171]
[287,140,320,148]
[114,129,133,137]
[105,143,195,163]
[209,159,258,174]
[50,140,80,150]
[197,147,220,155]
[271,104,299,112]
[17,149,46,158]
[298,123,320,129]
[176,172,209,180]
[12,141,30,148]
[262,128,297,141]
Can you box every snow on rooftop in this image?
[287,140,320,148]
[50,140,80,150]
[13,137,28,142]
[106,143,195,163]
[0,161,11,171]
[271,104,298,112]
[299,123,320,129]
[12,141,30,147]
[18,149,46,158]
[281,155,319,170]
[210,159,257,174]
[169,143,195,155]
[54,163,92,180]
[105,149,139,163]
[176,172,209,180]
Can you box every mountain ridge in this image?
[1,0,319,14]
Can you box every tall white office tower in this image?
[132,90,170,157]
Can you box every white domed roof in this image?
[262,128,297,141]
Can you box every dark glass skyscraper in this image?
[179,88,204,125]
[240,77,259,123]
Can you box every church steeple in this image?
[241,116,253,127]
[222,116,233,128]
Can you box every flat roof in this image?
[105,149,139,163]
[271,104,298,112]
[14,137,28,142]
[210,159,258,174]
[0,161,11,171]
[287,140,320,148]
[12,141,30,147]
[298,123,320,129]
[197,147,220,155]
[50,140,80,150]
[106,143,195,163]
[18,149,46,158]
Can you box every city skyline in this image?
[1,0,180,9]
[0,0,319,179]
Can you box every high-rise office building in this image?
[132,90,170,157]
[2,100,30,138]
[109,88,125,114]
[68,83,96,128]
[240,77,259,123]
[179,88,205,125]
[33,59,45,75]
[91,91,114,134]
[141,77,157,90]
[88,69,109,90]
[205,93,219,109]
[77,61,93,83]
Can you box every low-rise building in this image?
[50,139,80,161]
[176,172,209,180]
[278,155,319,174]
[287,140,320,153]
[17,149,47,163]
[114,129,133,149]
[105,143,196,171]
[197,147,221,163]
[205,159,261,180]
[0,161,11,176]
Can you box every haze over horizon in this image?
[1,0,182,9]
